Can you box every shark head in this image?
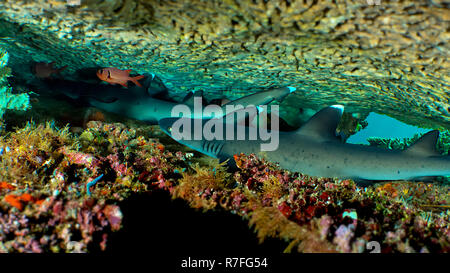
[159,117,226,158]
[158,117,179,137]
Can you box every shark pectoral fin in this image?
[404,130,441,157]
[295,105,344,142]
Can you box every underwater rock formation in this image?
[0,0,448,129]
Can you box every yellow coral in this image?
[0,121,77,185]
[249,207,336,253]
[172,162,233,210]
[261,175,286,200]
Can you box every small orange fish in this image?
[33,62,67,78]
[96,67,145,88]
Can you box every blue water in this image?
[347,112,429,145]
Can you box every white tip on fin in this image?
[295,105,344,142]
[331,105,344,112]
[150,73,155,80]
[287,86,296,93]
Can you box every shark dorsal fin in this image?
[182,90,204,107]
[404,130,441,157]
[143,73,171,100]
[295,105,344,142]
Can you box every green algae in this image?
[0,48,29,121]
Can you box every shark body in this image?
[159,105,450,181]
[45,74,295,124]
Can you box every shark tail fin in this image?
[404,130,441,157]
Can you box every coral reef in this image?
[0,48,29,121]
[199,153,449,252]
[0,0,448,129]
[0,120,448,252]
[0,121,187,252]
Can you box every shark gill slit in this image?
[203,140,223,156]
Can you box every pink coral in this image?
[333,224,355,253]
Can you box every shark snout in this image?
[158,117,179,136]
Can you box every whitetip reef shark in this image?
[158,105,450,182]
[44,74,296,124]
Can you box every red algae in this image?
[0,182,15,191]
[4,194,24,211]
